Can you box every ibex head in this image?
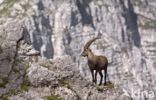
[81,37,100,57]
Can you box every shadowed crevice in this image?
[24,14,54,59]
[76,0,95,29]
[120,0,141,47]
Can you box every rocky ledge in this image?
[0,21,130,100]
[9,55,130,100]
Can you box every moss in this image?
[0,46,3,53]
[13,68,19,73]
[137,14,156,30]
[0,0,20,17]
[2,95,9,100]
[25,64,30,69]
[40,63,55,71]
[0,7,10,17]
[16,44,20,51]
[139,21,156,30]
[10,90,18,95]
[107,82,115,89]
[6,56,12,62]
[7,79,29,96]
[21,2,31,11]
[49,60,53,64]
[14,58,20,65]
[43,94,64,100]
[95,85,104,92]
[62,80,68,85]
[40,64,48,68]
[148,50,156,53]
[97,41,107,49]
[121,47,128,53]
[18,79,29,92]
[144,41,156,47]
[0,77,9,88]
[51,66,57,72]
[61,80,81,100]
[131,0,141,5]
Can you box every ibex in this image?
[81,37,108,85]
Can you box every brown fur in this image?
[81,37,108,85]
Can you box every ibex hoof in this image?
[99,83,102,85]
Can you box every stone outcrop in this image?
[9,55,130,100]
[0,0,156,99]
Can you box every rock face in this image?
[0,21,40,98]
[10,55,130,100]
[0,0,156,100]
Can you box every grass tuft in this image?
[0,77,9,88]
[0,46,3,53]
[107,82,115,89]
[95,85,104,92]
[61,79,81,100]
[2,95,9,100]
[0,0,20,17]
[25,64,30,69]
[43,94,64,100]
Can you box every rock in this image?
[27,62,60,87]
[0,0,156,100]
[10,55,130,100]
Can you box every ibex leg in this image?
[99,71,103,85]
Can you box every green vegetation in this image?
[40,63,51,70]
[51,66,57,72]
[2,95,9,100]
[6,56,12,62]
[13,68,19,73]
[0,46,2,53]
[121,46,128,53]
[131,0,141,5]
[19,1,31,19]
[0,0,20,17]
[144,41,156,47]
[16,44,20,51]
[0,77,9,88]
[95,82,114,92]
[0,79,30,99]
[97,41,106,49]
[10,79,30,95]
[62,80,72,89]
[148,50,156,53]
[18,79,29,92]
[21,2,31,11]
[40,63,49,68]
[93,0,110,7]
[14,58,20,65]
[107,82,115,89]
[49,60,53,64]
[40,63,57,72]
[137,14,156,30]
[139,20,156,30]
[95,85,104,92]
[43,94,64,100]
[62,80,81,100]
[25,64,31,69]
[4,79,30,96]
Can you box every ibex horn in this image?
[84,37,100,49]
